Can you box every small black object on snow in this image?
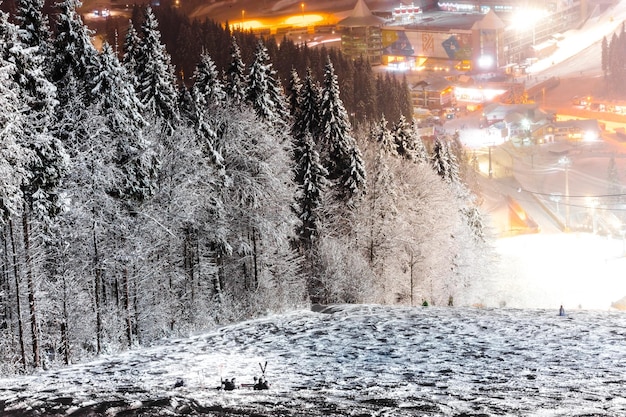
[221,378,237,391]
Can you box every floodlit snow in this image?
[528,0,626,74]
[494,234,626,310]
[1,305,626,416]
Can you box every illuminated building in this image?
[337,0,385,64]
[411,77,455,109]
[338,0,592,73]
[382,10,505,73]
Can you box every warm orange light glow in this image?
[230,19,265,30]
[284,14,323,26]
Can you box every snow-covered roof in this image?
[337,0,385,27]
[554,118,601,131]
[410,76,452,92]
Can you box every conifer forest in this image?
[0,0,495,374]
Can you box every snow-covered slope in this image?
[1,305,626,416]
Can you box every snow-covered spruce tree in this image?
[427,134,492,304]
[135,6,180,133]
[16,0,51,55]
[92,43,162,347]
[287,67,301,118]
[286,67,327,298]
[4,10,72,370]
[246,39,288,126]
[121,20,141,88]
[188,50,226,174]
[390,115,429,163]
[224,36,247,107]
[0,12,37,372]
[92,42,145,140]
[293,67,320,142]
[318,56,366,208]
[50,0,98,104]
[299,57,369,303]
[391,114,414,160]
[431,136,460,184]
[192,49,226,111]
[177,83,196,125]
[372,115,397,157]
[293,130,329,255]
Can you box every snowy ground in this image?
[1,304,626,416]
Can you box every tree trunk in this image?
[93,222,102,355]
[213,254,223,299]
[252,228,259,290]
[22,211,40,368]
[61,273,71,365]
[8,221,26,371]
[123,266,133,348]
[1,229,11,327]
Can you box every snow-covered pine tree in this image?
[177,83,196,126]
[187,50,226,172]
[224,36,246,107]
[461,203,485,242]
[122,20,141,88]
[93,42,145,137]
[294,67,320,142]
[318,56,366,205]
[192,49,226,111]
[50,0,98,104]
[135,7,180,132]
[293,130,329,254]
[289,68,306,172]
[16,0,51,55]
[372,115,397,157]
[392,114,414,159]
[246,39,288,125]
[431,136,460,184]
[4,8,74,371]
[92,41,157,204]
[409,120,430,163]
[287,67,301,118]
[0,12,36,371]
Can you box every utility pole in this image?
[560,156,571,232]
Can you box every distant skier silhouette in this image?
[559,305,566,316]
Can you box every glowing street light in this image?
[301,3,305,23]
[241,9,245,29]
